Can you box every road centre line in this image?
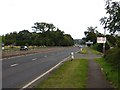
[21,55,71,89]
[2,53,39,60]
[10,63,18,67]
[32,58,37,61]
[21,50,79,89]
[44,55,47,57]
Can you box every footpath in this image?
[75,49,112,88]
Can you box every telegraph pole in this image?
[103,28,106,55]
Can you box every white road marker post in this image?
[80,48,82,52]
[71,52,74,61]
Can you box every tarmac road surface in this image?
[2,47,79,88]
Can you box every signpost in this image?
[86,40,93,47]
[86,40,93,44]
[97,37,106,54]
[97,37,106,43]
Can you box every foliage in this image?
[0,36,2,49]
[78,48,88,54]
[116,36,120,47]
[104,47,120,68]
[83,26,103,45]
[100,0,120,34]
[95,58,119,88]
[3,31,17,45]
[2,22,74,46]
[90,48,102,55]
[106,35,116,47]
[92,43,110,52]
[16,30,32,46]
[32,22,55,33]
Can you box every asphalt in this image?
[75,49,112,89]
[2,47,79,88]
[87,58,111,88]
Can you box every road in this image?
[2,47,79,88]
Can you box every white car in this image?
[20,46,28,50]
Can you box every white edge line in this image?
[21,56,71,89]
[21,50,78,89]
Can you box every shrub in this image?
[105,47,120,68]
[92,43,110,52]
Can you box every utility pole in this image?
[103,28,106,55]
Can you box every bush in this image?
[92,43,110,52]
[105,47,120,68]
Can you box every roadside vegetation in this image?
[78,47,88,54]
[90,47,102,55]
[37,59,88,88]
[0,36,2,49]
[81,1,120,89]
[95,58,119,89]
[3,45,47,51]
[2,22,74,47]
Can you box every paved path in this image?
[75,48,112,88]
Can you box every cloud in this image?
[0,0,106,39]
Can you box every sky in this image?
[0,0,117,39]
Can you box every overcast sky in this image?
[0,0,118,39]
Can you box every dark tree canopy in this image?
[2,22,74,46]
[32,22,55,33]
[100,0,120,33]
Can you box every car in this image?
[20,46,28,50]
[79,45,83,48]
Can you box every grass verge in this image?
[37,59,88,88]
[90,47,102,55]
[78,48,88,54]
[95,58,119,89]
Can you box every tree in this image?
[87,26,97,33]
[106,35,116,47]
[100,0,120,33]
[32,22,55,33]
[4,32,17,45]
[16,30,32,46]
[84,26,98,44]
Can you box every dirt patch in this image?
[2,47,66,58]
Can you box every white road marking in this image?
[21,56,71,89]
[10,63,18,67]
[32,58,37,61]
[2,53,39,60]
[44,55,47,58]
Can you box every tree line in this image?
[2,22,74,46]
[82,0,120,51]
[82,0,120,71]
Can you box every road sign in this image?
[86,40,93,44]
[97,37,106,43]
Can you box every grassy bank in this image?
[95,58,119,89]
[3,46,47,51]
[37,59,88,88]
[90,48,102,55]
[78,48,88,54]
